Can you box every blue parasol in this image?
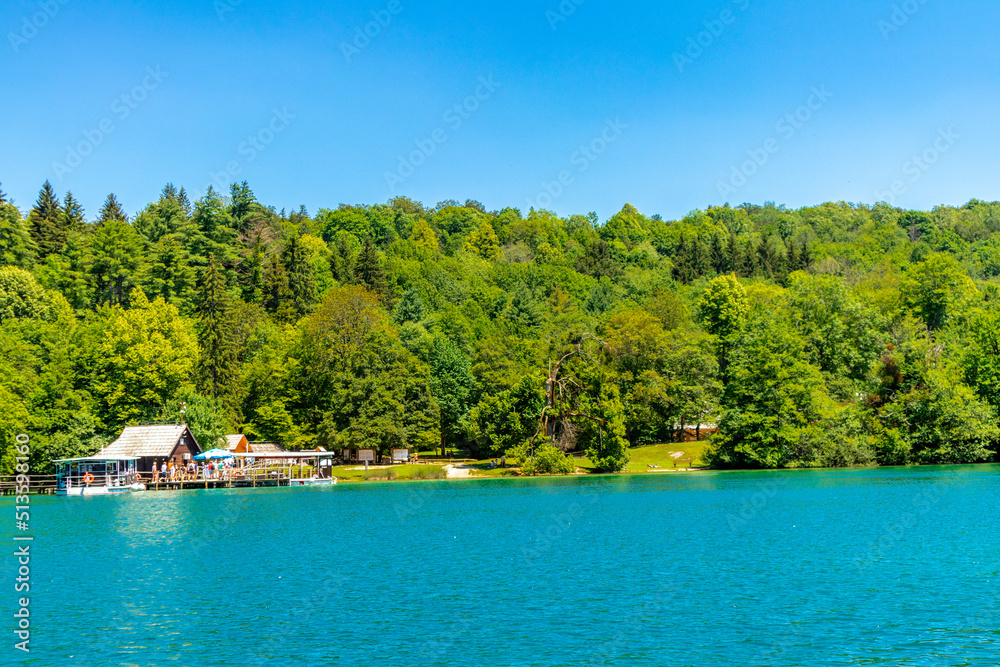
[193,449,234,461]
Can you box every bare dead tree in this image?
[530,333,609,453]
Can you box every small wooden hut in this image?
[101,424,201,475]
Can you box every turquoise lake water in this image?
[4,465,999,665]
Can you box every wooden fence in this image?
[0,475,59,495]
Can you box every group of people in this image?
[488,456,507,469]
[150,458,244,483]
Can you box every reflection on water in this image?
[6,465,999,665]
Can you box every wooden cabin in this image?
[223,434,249,452]
[101,424,201,475]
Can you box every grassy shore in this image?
[317,442,712,484]
[332,464,448,482]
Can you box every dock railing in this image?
[0,474,59,495]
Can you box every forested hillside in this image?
[2,180,1000,473]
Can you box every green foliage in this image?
[4,181,1000,473]
[469,376,545,457]
[295,286,439,454]
[708,312,832,469]
[81,292,198,431]
[519,441,577,475]
[426,335,475,449]
[0,266,55,322]
[578,382,630,472]
[0,202,36,267]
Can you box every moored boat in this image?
[55,456,146,496]
[288,476,338,486]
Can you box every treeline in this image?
[2,179,1000,473]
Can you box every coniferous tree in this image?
[710,234,726,274]
[195,255,241,416]
[281,234,317,318]
[89,219,145,306]
[757,238,777,279]
[229,181,257,234]
[673,236,694,284]
[575,239,622,279]
[177,187,192,216]
[692,236,711,278]
[355,236,389,305]
[241,235,265,303]
[331,234,356,284]
[786,239,800,275]
[263,258,295,323]
[97,194,128,225]
[736,240,753,278]
[144,234,197,307]
[61,192,85,235]
[799,238,812,271]
[726,234,740,275]
[28,180,63,257]
[0,183,6,203]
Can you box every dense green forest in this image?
[3,179,1000,474]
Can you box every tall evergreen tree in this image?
[143,234,197,308]
[726,234,740,275]
[799,238,812,271]
[195,255,241,416]
[692,236,711,278]
[281,234,317,318]
[673,236,694,284]
[241,235,266,303]
[229,181,257,233]
[331,233,356,284]
[785,239,800,275]
[97,194,128,225]
[28,180,63,257]
[61,192,85,234]
[355,236,389,305]
[177,187,192,216]
[263,258,296,323]
[710,234,726,274]
[89,219,145,306]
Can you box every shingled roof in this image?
[249,441,283,453]
[101,425,200,458]
[223,434,248,451]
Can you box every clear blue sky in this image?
[2,0,998,222]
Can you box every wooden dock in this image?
[0,472,292,495]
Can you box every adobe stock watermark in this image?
[725,480,782,532]
[879,0,930,40]
[545,0,585,31]
[214,0,243,22]
[12,433,32,654]
[874,127,958,206]
[384,75,501,193]
[7,0,70,53]
[205,107,295,191]
[341,0,403,63]
[52,66,168,182]
[716,85,832,198]
[526,118,627,211]
[520,487,600,563]
[853,485,943,572]
[673,0,751,73]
